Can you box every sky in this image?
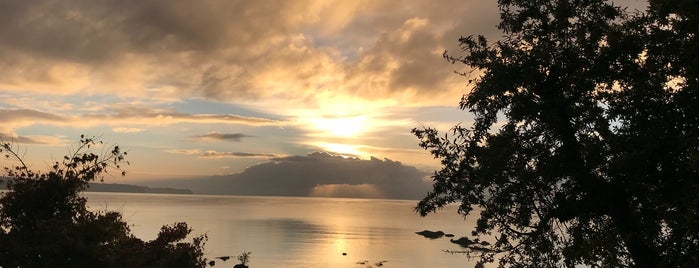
[0,0,645,198]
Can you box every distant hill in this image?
[141,153,431,200]
[0,180,192,195]
[86,182,193,194]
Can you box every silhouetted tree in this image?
[413,0,698,267]
[0,136,207,267]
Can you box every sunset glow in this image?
[0,0,679,267]
[0,0,511,182]
[314,143,368,158]
[311,115,367,138]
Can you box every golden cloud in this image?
[0,0,500,107]
[0,107,285,131]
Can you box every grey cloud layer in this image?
[200,151,279,158]
[192,133,254,142]
[0,133,56,145]
[0,109,66,123]
[163,149,279,158]
[0,0,499,104]
[147,152,431,200]
[0,107,282,128]
[0,0,305,61]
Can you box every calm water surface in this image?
[85,192,477,267]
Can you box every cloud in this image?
[0,109,66,124]
[0,107,284,131]
[163,149,279,159]
[163,149,202,155]
[0,109,69,131]
[191,132,253,142]
[0,0,500,107]
[199,150,279,158]
[145,152,431,200]
[112,127,145,133]
[0,133,67,145]
[83,105,282,126]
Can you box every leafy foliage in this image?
[0,136,207,267]
[238,251,252,265]
[414,0,698,267]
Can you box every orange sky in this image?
[0,0,645,185]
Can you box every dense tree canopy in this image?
[414,0,698,267]
[0,137,207,267]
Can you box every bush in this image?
[0,136,207,267]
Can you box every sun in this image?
[311,115,367,138]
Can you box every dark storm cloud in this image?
[192,133,254,142]
[147,152,431,200]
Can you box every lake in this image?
[85,192,478,267]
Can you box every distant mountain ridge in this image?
[141,152,431,200]
[0,180,192,195]
[86,182,193,194]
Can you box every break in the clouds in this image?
[191,132,254,142]
[146,152,431,200]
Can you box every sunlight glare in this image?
[311,115,366,138]
[333,236,347,253]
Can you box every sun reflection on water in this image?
[333,235,348,254]
[85,193,478,267]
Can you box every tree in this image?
[0,136,207,267]
[413,0,698,267]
